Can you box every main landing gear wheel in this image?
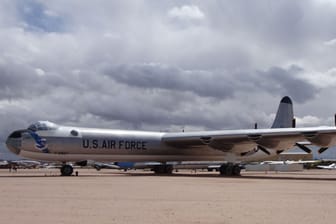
[153,165,173,175]
[219,164,241,176]
[60,164,74,176]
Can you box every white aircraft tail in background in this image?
[317,163,336,170]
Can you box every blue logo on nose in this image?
[28,130,49,153]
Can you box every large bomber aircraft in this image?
[5,96,335,176]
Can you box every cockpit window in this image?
[28,121,58,131]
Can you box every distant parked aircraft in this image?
[317,163,336,170]
[0,160,41,169]
[0,160,9,168]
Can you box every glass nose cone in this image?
[6,130,25,155]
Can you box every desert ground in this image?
[0,168,335,224]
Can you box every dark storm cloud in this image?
[243,66,319,103]
[0,63,44,100]
[104,64,235,99]
[258,66,318,103]
[103,63,318,103]
[0,62,77,101]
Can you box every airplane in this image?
[5,96,336,176]
[0,160,10,168]
[260,160,318,165]
[0,159,41,169]
[9,160,41,168]
[317,163,336,170]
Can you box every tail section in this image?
[271,96,294,128]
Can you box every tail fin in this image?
[271,96,294,128]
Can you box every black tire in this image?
[219,164,227,175]
[165,165,173,174]
[225,164,233,176]
[220,164,241,176]
[60,165,73,176]
[153,165,173,174]
[232,165,241,176]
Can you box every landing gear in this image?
[153,165,173,175]
[60,164,74,176]
[219,163,241,176]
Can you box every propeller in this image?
[318,147,329,154]
[295,143,329,154]
[316,113,336,154]
[240,145,270,156]
[258,145,271,155]
[295,143,312,154]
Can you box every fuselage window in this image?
[70,130,79,136]
[27,121,58,131]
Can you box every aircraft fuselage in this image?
[6,122,276,164]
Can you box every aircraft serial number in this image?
[82,139,147,150]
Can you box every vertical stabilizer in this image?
[271,96,294,128]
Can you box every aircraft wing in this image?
[162,127,336,155]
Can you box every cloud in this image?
[254,66,319,103]
[0,0,336,159]
[103,63,317,103]
[296,115,322,127]
[324,38,336,46]
[17,0,64,32]
[104,63,234,99]
[168,5,205,20]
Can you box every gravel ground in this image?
[0,169,335,224]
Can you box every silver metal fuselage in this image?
[7,97,335,165]
[6,124,276,163]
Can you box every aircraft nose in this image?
[6,129,25,155]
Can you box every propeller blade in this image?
[258,145,270,155]
[295,143,312,154]
[318,147,328,154]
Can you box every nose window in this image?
[8,130,24,138]
[28,121,58,131]
[28,124,38,131]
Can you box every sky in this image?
[1,0,336,159]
